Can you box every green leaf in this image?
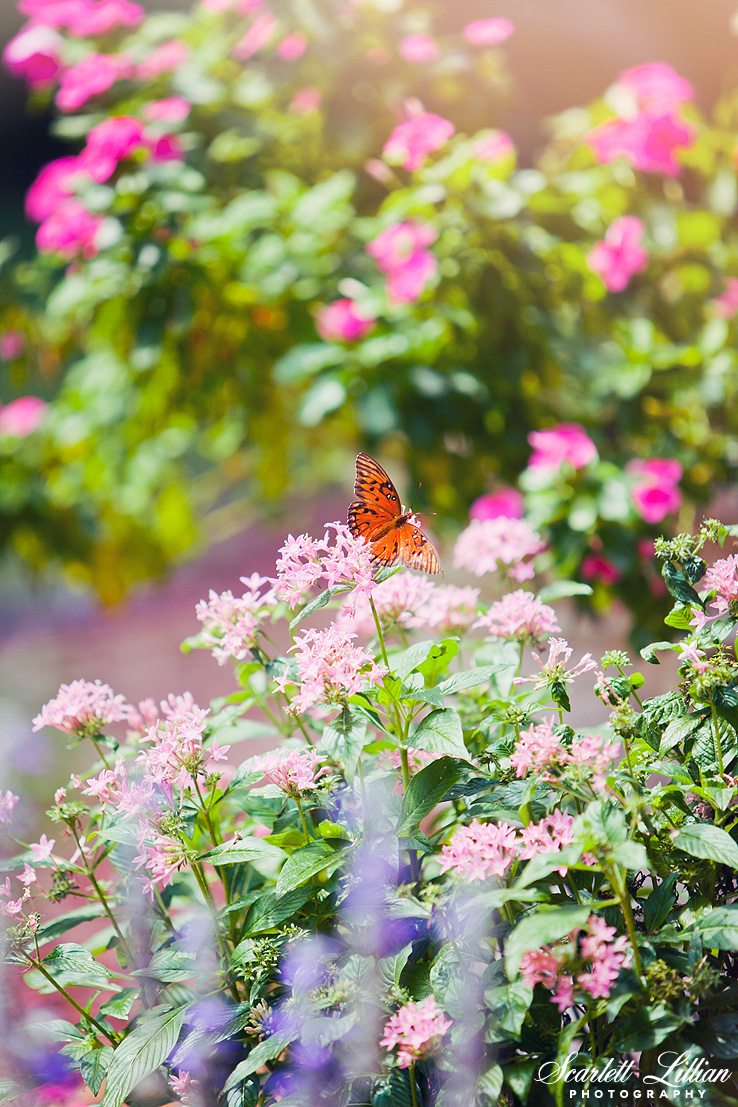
[644,873,678,934]
[662,561,704,610]
[100,988,137,1020]
[514,845,583,889]
[477,1064,504,1104]
[240,886,314,936]
[200,837,285,866]
[397,757,463,835]
[536,581,593,602]
[674,824,738,869]
[223,1031,295,1090]
[664,604,695,630]
[43,943,114,989]
[102,1005,187,1107]
[410,709,467,759]
[289,585,347,630]
[36,905,105,945]
[0,1081,22,1105]
[391,640,444,680]
[505,906,591,976]
[697,906,738,950]
[275,839,349,898]
[640,641,677,665]
[321,706,367,780]
[81,1046,114,1095]
[611,840,649,871]
[610,1004,685,1052]
[484,982,534,1038]
[437,666,502,695]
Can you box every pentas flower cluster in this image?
[278,624,387,715]
[271,522,375,611]
[514,638,597,693]
[340,572,480,638]
[587,216,648,293]
[249,747,328,796]
[366,221,438,304]
[139,693,228,787]
[520,915,629,1011]
[474,590,560,644]
[703,554,738,616]
[380,995,452,1069]
[440,811,580,882]
[510,717,618,787]
[195,573,278,665]
[32,679,131,737]
[381,107,455,172]
[452,517,546,581]
[527,423,597,471]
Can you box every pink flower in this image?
[277,32,307,61]
[704,555,738,615]
[528,423,597,471]
[0,331,25,361]
[711,277,738,319]
[453,517,546,581]
[587,216,648,293]
[339,571,436,636]
[0,397,47,437]
[520,947,564,990]
[3,25,64,87]
[514,638,596,694]
[233,12,278,60]
[367,221,438,304]
[518,811,577,870]
[81,115,148,182]
[510,718,566,779]
[0,791,19,824]
[25,156,86,221]
[463,18,514,46]
[143,96,191,123]
[315,300,374,343]
[618,62,693,109]
[399,34,438,64]
[56,52,132,112]
[271,521,375,610]
[474,590,560,643]
[18,863,37,886]
[440,818,519,880]
[249,747,328,796]
[587,108,695,177]
[380,996,451,1068]
[581,554,622,585]
[136,834,189,896]
[289,85,321,114]
[469,488,523,521]
[195,573,277,664]
[137,39,190,81]
[282,624,387,714]
[414,583,480,633]
[29,834,55,862]
[382,111,454,172]
[0,897,25,919]
[23,0,144,35]
[36,200,104,259]
[170,1071,197,1107]
[627,458,682,524]
[33,679,132,737]
[473,129,515,163]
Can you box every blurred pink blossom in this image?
[82,115,148,181]
[25,155,85,221]
[581,553,622,585]
[587,215,648,292]
[137,38,190,80]
[277,32,308,60]
[618,62,693,108]
[382,111,454,172]
[3,24,64,87]
[56,52,132,112]
[233,11,277,60]
[367,221,438,304]
[250,747,328,795]
[453,517,545,580]
[588,108,695,176]
[474,589,560,643]
[381,996,451,1069]
[316,299,374,343]
[627,458,682,523]
[473,129,514,162]
[0,396,47,437]
[528,423,597,470]
[36,199,104,259]
[29,834,55,862]
[711,277,738,319]
[463,18,514,45]
[704,554,738,614]
[289,85,321,114]
[0,330,25,360]
[33,679,132,736]
[143,96,191,123]
[0,791,19,824]
[469,487,523,521]
[399,34,438,64]
[19,0,144,35]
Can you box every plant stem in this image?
[92,739,112,770]
[609,864,643,981]
[26,955,116,1044]
[409,1061,419,1107]
[69,825,133,963]
[711,699,725,775]
[295,795,312,841]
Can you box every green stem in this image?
[193,778,232,909]
[91,739,112,770]
[295,795,313,841]
[609,864,643,981]
[409,1061,419,1107]
[711,699,725,776]
[26,955,116,1044]
[190,860,240,1002]
[70,826,133,963]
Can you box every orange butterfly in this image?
[347,453,442,575]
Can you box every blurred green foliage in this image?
[3,0,738,631]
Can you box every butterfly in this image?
[347,453,442,575]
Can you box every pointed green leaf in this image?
[200,837,285,866]
[275,839,349,898]
[675,824,738,869]
[321,706,367,780]
[81,1046,114,1095]
[410,709,467,759]
[398,757,463,835]
[102,1005,186,1107]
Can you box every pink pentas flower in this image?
[143,96,191,123]
[3,25,64,87]
[127,697,159,735]
[528,423,597,470]
[33,679,132,737]
[399,34,438,64]
[382,111,454,172]
[139,694,225,787]
[367,222,438,304]
[315,300,374,343]
[711,277,738,319]
[517,810,577,873]
[271,521,375,610]
[137,39,190,81]
[380,996,451,1069]
[195,573,277,664]
[29,834,55,862]
[25,156,85,221]
[18,863,37,886]
[704,554,738,616]
[618,62,694,108]
[514,638,597,694]
[453,517,545,581]
[339,571,436,637]
[36,199,104,259]
[581,553,622,585]
[470,487,523,521]
[81,115,148,182]
[627,458,682,524]
[0,897,25,919]
[414,583,480,633]
[0,791,19,824]
[463,18,514,46]
[250,747,328,796]
[0,397,47,437]
[474,129,515,163]
[282,624,387,714]
[0,331,25,361]
[677,641,710,673]
[439,818,519,880]
[56,52,132,112]
[277,32,308,61]
[233,11,278,60]
[587,108,695,177]
[587,216,648,293]
[510,718,566,779]
[289,86,321,114]
[136,833,189,896]
[474,590,560,643]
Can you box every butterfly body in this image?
[348,453,442,575]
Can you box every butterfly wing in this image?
[353,453,401,516]
[369,522,442,575]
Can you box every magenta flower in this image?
[588,108,695,176]
[440,818,519,880]
[289,85,321,114]
[249,747,328,796]
[0,331,25,361]
[581,553,622,585]
[81,116,147,181]
[56,52,132,112]
[143,96,191,123]
[233,11,278,60]
[36,199,104,259]
[380,996,452,1069]
[3,24,64,87]
[21,0,144,36]
[367,221,438,304]
[315,300,375,343]
[382,111,454,172]
[25,156,85,221]
[0,397,47,437]
[33,679,132,737]
[283,624,387,714]
[627,458,682,524]
[473,129,515,163]
[137,39,190,80]
[474,590,560,643]
[527,423,597,470]
[277,32,307,61]
[399,34,438,64]
[469,487,523,521]
[0,791,19,824]
[195,573,277,664]
[711,277,738,319]
[618,62,694,109]
[453,517,545,581]
[587,216,648,293]
[463,18,514,46]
